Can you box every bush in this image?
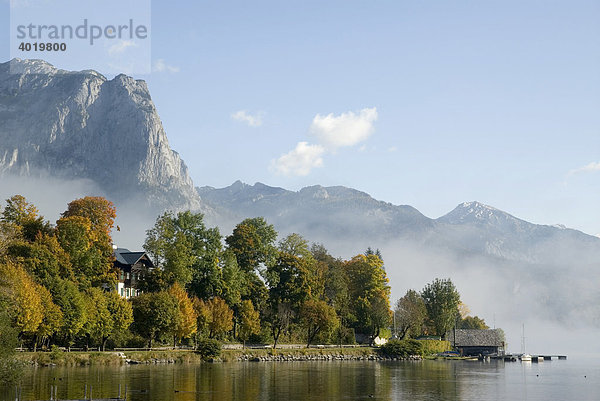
[379,339,423,358]
[197,339,221,360]
[419,339,451,356]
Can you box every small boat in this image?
[519,324,531,362]
[520,354,532,362]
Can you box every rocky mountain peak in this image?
[0,59,202,212]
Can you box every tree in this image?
[34,286,63,351]
[61,196,116,253]
[7,233,74,284]
[168,283,198,346]
[56,216,112,288]
[345,254,392,343]
[237,300,260,348]
[225,217,277,273]
[300,299,339,347]
[315,244,352,345]
[205,297,234,339]
[131,291,178,348]
[421,278,461,337]
[265,252,312,348]
[458,316,489,330]
[1,195,50,242]
[192,297,210,341]
[48,278,87,349]
[0,261,44,339]
[279,233,312,259]
[0,308,22,385]
[104,291,133,349]
[394,290,427,339]
[82,288,113,350]
[2,195,39,225]
[144,211,222,293]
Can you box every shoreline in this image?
[17,348,427,367]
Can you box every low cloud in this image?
[310,107,378,150]
[108,40,137,55]
[153,59,180,73]
[569,161,600,175]
[271,142,325,176]
[272,107,378,177]
[231,110,263,127]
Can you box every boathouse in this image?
[447,329,505,356]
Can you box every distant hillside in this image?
[200,182,600,265]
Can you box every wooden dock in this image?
[494,354,567,362]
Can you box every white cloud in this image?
[569,161,600,175]
[310,107,378,150]
[388,146,398,152]
[108,40,138,55]
[231,110,263,127]
[271,142,325,176]
[153,59,180,73]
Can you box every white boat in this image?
[520,354,532,362]
[519,324,531,362]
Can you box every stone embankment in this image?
[234,354,422,362]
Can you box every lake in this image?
[2,359,598,400]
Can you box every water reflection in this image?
[1,359,597,401]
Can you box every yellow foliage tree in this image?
[237,299,260,348]
[206,297,233,339]
[0,261,44,337]
[168,283,198,346]
[34,285,63,351]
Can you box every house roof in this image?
[114,248,153,267]
[449,329,504,347]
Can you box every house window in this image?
[126,272,130,280]
[120,271,124,280]
[120,288,124,296]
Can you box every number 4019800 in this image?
[18,42,67,51]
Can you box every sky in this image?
[1,0,599,236]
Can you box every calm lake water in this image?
[2,359,598,401]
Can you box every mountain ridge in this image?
[0,58,205,213]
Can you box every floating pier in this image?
[494,354,567,362]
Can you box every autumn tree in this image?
[458,316,489,330]
[192,297,210,341]
[48,278,87,350]
[394,289,427,339]
[300,299,339,347]
[421,278,461,337]
[237,300,260,348]
[7,233,74,284]
[61,196,116,254]
[59,197,116,287]
[1,195,50,242]
[33,286,63,351]
[104,291,133,349]
[131,291,177,348]
[82,288,113,350]
[0,261,44,339]
[205,297,234,339]
[168,283,198,346]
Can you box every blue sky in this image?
[2,0,600,235]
